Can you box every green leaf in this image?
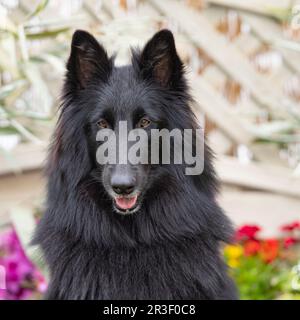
[36,53,65,74]
[26,26,70,39]
[0,33,19,75]
[9,119,43,144]
[0,126,19,135]
[250,121,296,136]
[0,79,27,101]
[21,61,53,116]
[267,6,292,22]
[26,0,49,20]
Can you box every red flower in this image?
[235,225,261,241]
[283,237,297,248]
[281,221,300,232]
[260,239,279,263]
[244,240,260,256]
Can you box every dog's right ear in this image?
[66,30,111,90]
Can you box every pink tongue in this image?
[115,196,137,210]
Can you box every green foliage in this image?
[230,256,290,300]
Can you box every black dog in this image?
[34,29,237,299]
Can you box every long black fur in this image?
[33,29,237,300]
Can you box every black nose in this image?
[111,175,135,195]
[112,185,135,195]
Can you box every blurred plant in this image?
[225,222,300,300]
[0,0,81,153]
[0,228,46,300]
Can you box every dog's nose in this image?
[111,175,135,195]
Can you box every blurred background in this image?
[0,0,300,300]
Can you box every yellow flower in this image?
[229,259,239,268]
[224,245,243,268]
[224,244,243,260]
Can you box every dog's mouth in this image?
[113,194,140,214]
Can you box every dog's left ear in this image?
[138,29,184,89]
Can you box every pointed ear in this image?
[66,30,111,89]
[138,29,184,89]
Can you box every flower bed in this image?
[225,222,300,300]
[1,222,300,300]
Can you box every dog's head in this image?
[62,29,196,215]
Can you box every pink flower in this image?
[235,225,261,241]
[281,221,300,232]
[0,228,47,300]
[283,237,297,248]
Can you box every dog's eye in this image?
[138,117,151,128]
[97,119,109,129]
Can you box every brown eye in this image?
[138,117,151,128]
[97,119,109,129]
